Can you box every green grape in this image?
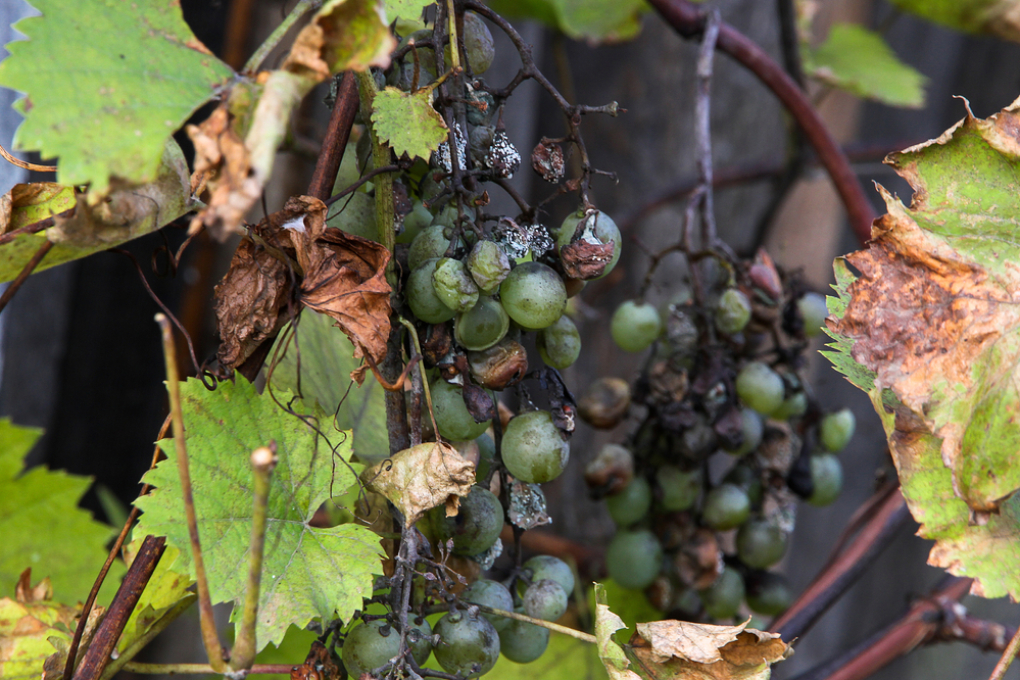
[430,378,490,441]
[499,618,550,664]
[715,288,752,335]
[808,453,843,507]
[501,411,569,483]
[606,529,663,590]
[433,609,501,678]
[342,620,399,678]
[427,485,504,556]
[444,12,495,74]
[736,520,788,569]
[700,566,745,620]
[409,225,452,271]
[797,292,829,338]
[724,464,763,507]
[657,465,701,511]
[397,200,434,245]
[462,579,514,632]
[466,240,510,294]
[523,579,568,621]
[702,483,751,530]
[746,572,792,616]
[536,314,581,369]
[522,555,575,595]
[408,259,457,324]
[735,362,785,416]
[611,300,662,353]
[455,297,509,351]
[409,615,434,666]
[556,209,622,278]
[723,408,764,456]
[606,476,652,526]
[499,262,568,330]
[820,408,855,452]
[475,433,496,481]
[773,392,807,421]
[433,257,480,312]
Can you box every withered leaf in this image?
[214,196,391,372]
[187,104,259,241]
[825,97,1020,599]
[363,442,475,527]
[283,0,395,82]
[630,619,790,680]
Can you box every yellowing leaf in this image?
[0,0,234,195]
[807,24,926,108]
[116,544,196,654]
[364,442,476,526]
[593,584,640,680]
[826,97,1020,598]
[284,0,395,81]
[889,0,1020,42]
[134,377,383,648]
[485,0,647,43]
[0,420,122,604]
[385,0,434,22]
[371,87,449,161]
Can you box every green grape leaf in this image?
[0,0,234,195]
[889,0,1020,42]
[0,419,122,604]
[485,0,648,43]
[385,0,434,22]
[806,24,926,108]
[116,543,196,654]
[0,139,195,283]
[371,87,448,162]
[133,377,383,648]
[270,309,388,465]
[826,98,1020,597]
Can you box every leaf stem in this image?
[988,624,1020,680]
[230,445,279,670]
[355,70,397,285]
[242,0,323,74]
[120,662,295,675]
[474,605,597,644]
[155,314,227,672]
[445,0,460,71]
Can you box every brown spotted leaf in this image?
[363,442,475,527]
[826,97,1020,599]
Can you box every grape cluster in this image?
[583,251,856,623]
[332,9,621,678]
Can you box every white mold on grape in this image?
[508,480,551,530]
[483,130,521,178]
[434,122,467,173]
[492,218,554,259]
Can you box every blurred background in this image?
[1,0,1018,678]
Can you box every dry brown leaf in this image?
[213,195,391,371]
[363,442,476,527]
[187,105,260,241]
[630,619,790,680]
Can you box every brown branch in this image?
[0,206,74,245]
[308,72,361,201]
[646,0,877,245]
[770,487,909,640]
[988,623,1020,680]
[0,239,53,315]
[70,535,166,680]
[788,577,973,680]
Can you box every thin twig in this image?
[323,164,401,207]
[0,206,74,246]
[475,605,598,644]
[242,0,323,73]
[229,445,279,670]
[0,239,52,315]
[988,625,1020,680]
[694,9,719,248]
[155,314,227,672]
[121,663,295,675]
[0,142,56,172]
[646,0,876,244]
